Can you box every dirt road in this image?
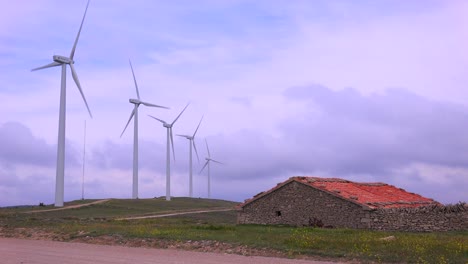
[0,238,339,264]
[117,208,234,220]
[25,199,110,213]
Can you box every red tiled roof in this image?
[238,176,439,209]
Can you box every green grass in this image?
[1,198,467,263]
[0,197,237,219]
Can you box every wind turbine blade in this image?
[128,59,140,100]
[199,160,209,174]
[211,159,224,165]
[31,61,61,71]
[70,63,92,118]
[192,115,204,137]
[171,103,189,126]
[70,0,90,60]
[193,139,200,163]
[170,128,175,161]
[176,134,190,138]
[141,101,169,109]
[148,114,166,124]
[120,108,135,137]
[205,139,211,158]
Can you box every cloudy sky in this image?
[1,0,467,206]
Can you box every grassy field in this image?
[1,198,466,263]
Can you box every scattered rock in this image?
[379,235,396,241]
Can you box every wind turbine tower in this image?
[177,116,203,198]
[82,120,87,200]
[121,60,168,199]
[200,139,223,198]
[149,104,189,201]
[31,0,92,207]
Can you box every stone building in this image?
[237,176,467,231]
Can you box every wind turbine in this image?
[148,103,189,201]
[31,0,92,207]
[177,116,203,198]
[200,139,223,199]
[121,60,168,199]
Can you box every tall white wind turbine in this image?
[31,0,92,207]
[200,139,223,199]
[121,60,168,199]
[148,103,189,201]
[177,116,203,198]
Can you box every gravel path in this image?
[0,238,340,264]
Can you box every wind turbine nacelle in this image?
[163,123,171,128]
[129,98,141,104]
[53,55,72,64]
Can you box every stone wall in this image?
[237,181,468,232]
[366,203,468,232]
